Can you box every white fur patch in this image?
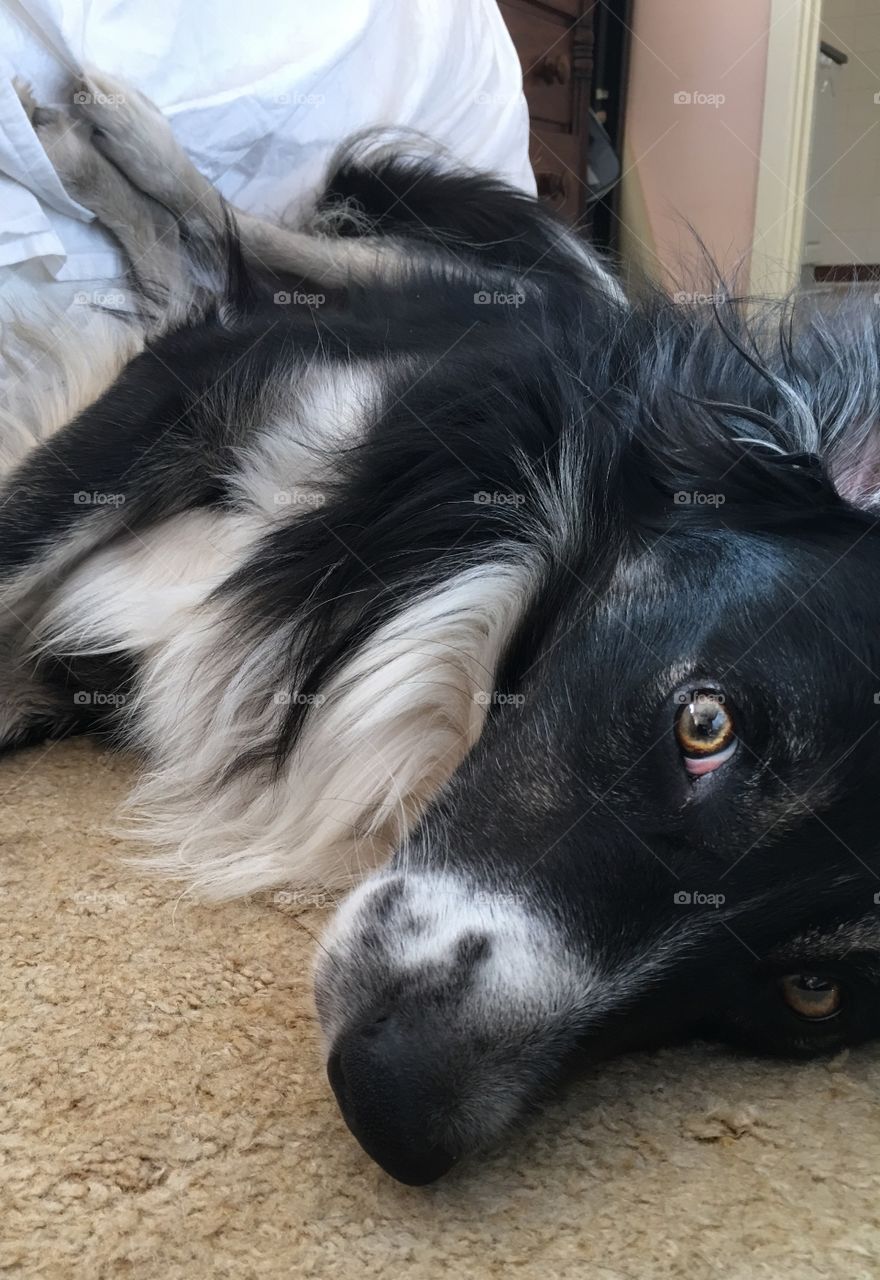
[317,870,593,1047]
[227,362,382,520]
[126,556,538,897]
[33,509,263,657]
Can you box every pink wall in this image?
[623,0,772,285]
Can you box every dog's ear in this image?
[130,558,535,897]
[614,288,880,528]
[792,299,880,513]
[826,424,880,512]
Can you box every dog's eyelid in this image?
[683,739,737,776]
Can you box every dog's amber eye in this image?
[779,974,842,1020]
[675,691,735,775]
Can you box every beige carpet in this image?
[2,738,879,1280]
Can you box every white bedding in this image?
[0,0,533,298]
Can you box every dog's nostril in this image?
[327,1017,456,1185]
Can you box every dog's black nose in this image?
[327,1016,457,1185]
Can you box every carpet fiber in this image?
[2,738,879,1279]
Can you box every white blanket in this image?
[0,0,534,289]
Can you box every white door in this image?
[803,51,844,266]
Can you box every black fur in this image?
[5,151,880,1184]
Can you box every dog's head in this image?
[314,289,880,1182]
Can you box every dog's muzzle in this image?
[327,1014,457,1184]
[316,869,590,1183]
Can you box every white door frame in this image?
[748,0,823,295]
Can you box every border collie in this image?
[3,72,880,1186]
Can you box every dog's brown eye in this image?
[675,691,735,775]
[779,974,842,1020]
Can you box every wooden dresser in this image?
[497,0,597,224]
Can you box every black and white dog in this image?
[4,72,880,1186]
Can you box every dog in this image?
[3,72,880,1187]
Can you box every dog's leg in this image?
[3,73,336,748]
[3,82,243,604]
[17,82,206,336]
[67,70,407,286]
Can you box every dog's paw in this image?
[12,77,39,122]
[14,76,84,131]
[18,83,126,221]
[69,69,193,203]
[31,115,104,207]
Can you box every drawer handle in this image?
[536,171,567,201]
[534,55,570,86]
